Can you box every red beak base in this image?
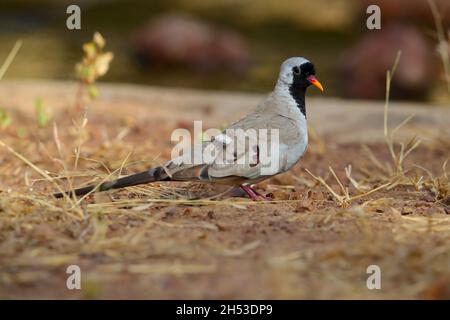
[307,75,324,92]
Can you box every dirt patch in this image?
[0,83,449,299]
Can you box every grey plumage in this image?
[54,57,323,200]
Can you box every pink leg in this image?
[241,185,271,201]
[241,185,260,201]
[252,189,272,201]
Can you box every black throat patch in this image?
[289,79,307,117]
[288,62,315,117]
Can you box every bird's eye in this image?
[292,66,300,75]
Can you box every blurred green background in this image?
[1,0,449,102]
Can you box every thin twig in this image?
[0,40,22,80]
[428,0,450,96]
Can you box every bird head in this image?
[278,57,324,92]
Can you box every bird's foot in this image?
[254,191,272,201]
[241,185,271,201]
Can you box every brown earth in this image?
[0,81,449,299]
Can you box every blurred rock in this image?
[420,277,450,299]
[131,14,251,73]
[338,24,437,100]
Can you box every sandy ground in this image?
[0,81,449,299]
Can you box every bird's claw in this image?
[241,185,271,201]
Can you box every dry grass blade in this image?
[362,144,390,177]
[0,40,22,80]
[414,160,450,201]
[86,197,304,210]
[328,166,350,199]
[96,263,216,275]
[72,167,122,207]
[428,0,450,96]
[363,50,422,179]
[443,158,449,180]
[399,137,421,165]
[0,140,83,218]
[305,166,391,208]
[9,194,65,214]
[347,182,391,201]
[0,141,65,199]
[118,151,133,177]
[305,168,347,206]
[53,122,76,202]
[73,113,88,170]
[390,113,416,138]
[345,165,369,192]
[384,51,402,138]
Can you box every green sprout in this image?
[34,98,49,128]
[17,127,27,138]
[0,107,12,129]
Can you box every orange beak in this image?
[307,75,324,92]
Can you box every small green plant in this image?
[0,107,12,129]
[34,98,49,128]
[74,32,113,110]
[17,127,27,138]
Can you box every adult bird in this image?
[54,57,323,200]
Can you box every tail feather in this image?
[53,166,167,198]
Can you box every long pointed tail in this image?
[53,166,168,198]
